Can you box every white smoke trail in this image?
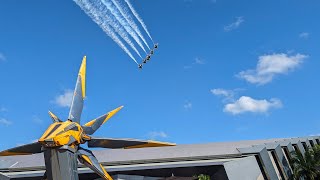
[101,0,147,54]
[124,0,154,43]
[111,0,150,50]
[74,0,138,64]
[92,0,142,59]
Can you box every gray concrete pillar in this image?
[44,147,79,180]
[223,156,264,180]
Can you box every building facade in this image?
[1,136,319,180]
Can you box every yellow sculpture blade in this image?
[84,106,124,127]
[78,148,113,180]
[79,56,86,99]
[48,111,61,122]
[68,56,87,123]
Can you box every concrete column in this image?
[291,141,305,156]
[223,156,264,180]
[238,146,279,180]
[44,147,79,180]
[271,145,292,179]
[308,138,317,147]
[303,139,312,149]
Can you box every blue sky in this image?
[0,0,320,150]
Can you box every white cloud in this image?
[0,118,12,126]
[53,89,73,108]
[0,53,6,62]
[238,53,307,85]
[299,32,310,39]
[148,131,168,140]
[211,88,234,100]
[224,17,244,32]
[211,88,244,102]
[224,96,282,115]
[184,101,192,110]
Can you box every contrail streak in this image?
[111,0,150,50]
[92,0,142,59]
[124,0,154,43]
[74,0,138,64]
[101,0,147,54]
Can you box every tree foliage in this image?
[290,145,320,180]
[196,174,210,180]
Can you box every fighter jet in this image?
[143,59,147,64]
[150,50,154,55]
[154,43,158,49]
[138,64,143,69]
[0,56,174,180]
[146,55,151,60]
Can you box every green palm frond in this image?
[290,145,320,180]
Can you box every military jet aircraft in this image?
[154,43,158,49]
[143,59,147,63]
[138,64,143,69]
[146,55,151,60]
[0,56,174,180]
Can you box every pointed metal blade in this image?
[68,56,86,124]
[48,111,62,123]
[88,137,176,149]
[77,147,112,180]
[82,106,123,135]
[0,142,42,156]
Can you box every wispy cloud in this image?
[32,115,43,124]
[183,65,192,70]
[211,88,235,101]
[235,126,249,132]
[52,89,73,108]
[224,17,244,32]
[0,53,6,62]
[184,57,205,69]
[299,32,310,39]
[194,57,205,65]
[237,53,307,85]
[0,118,12,126]
[183,101,192,110]
[224,96,282,115]
[0,107,8,112]
[211,88,244,102]
[147,131,168,140]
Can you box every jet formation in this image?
[138,43,158,69]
